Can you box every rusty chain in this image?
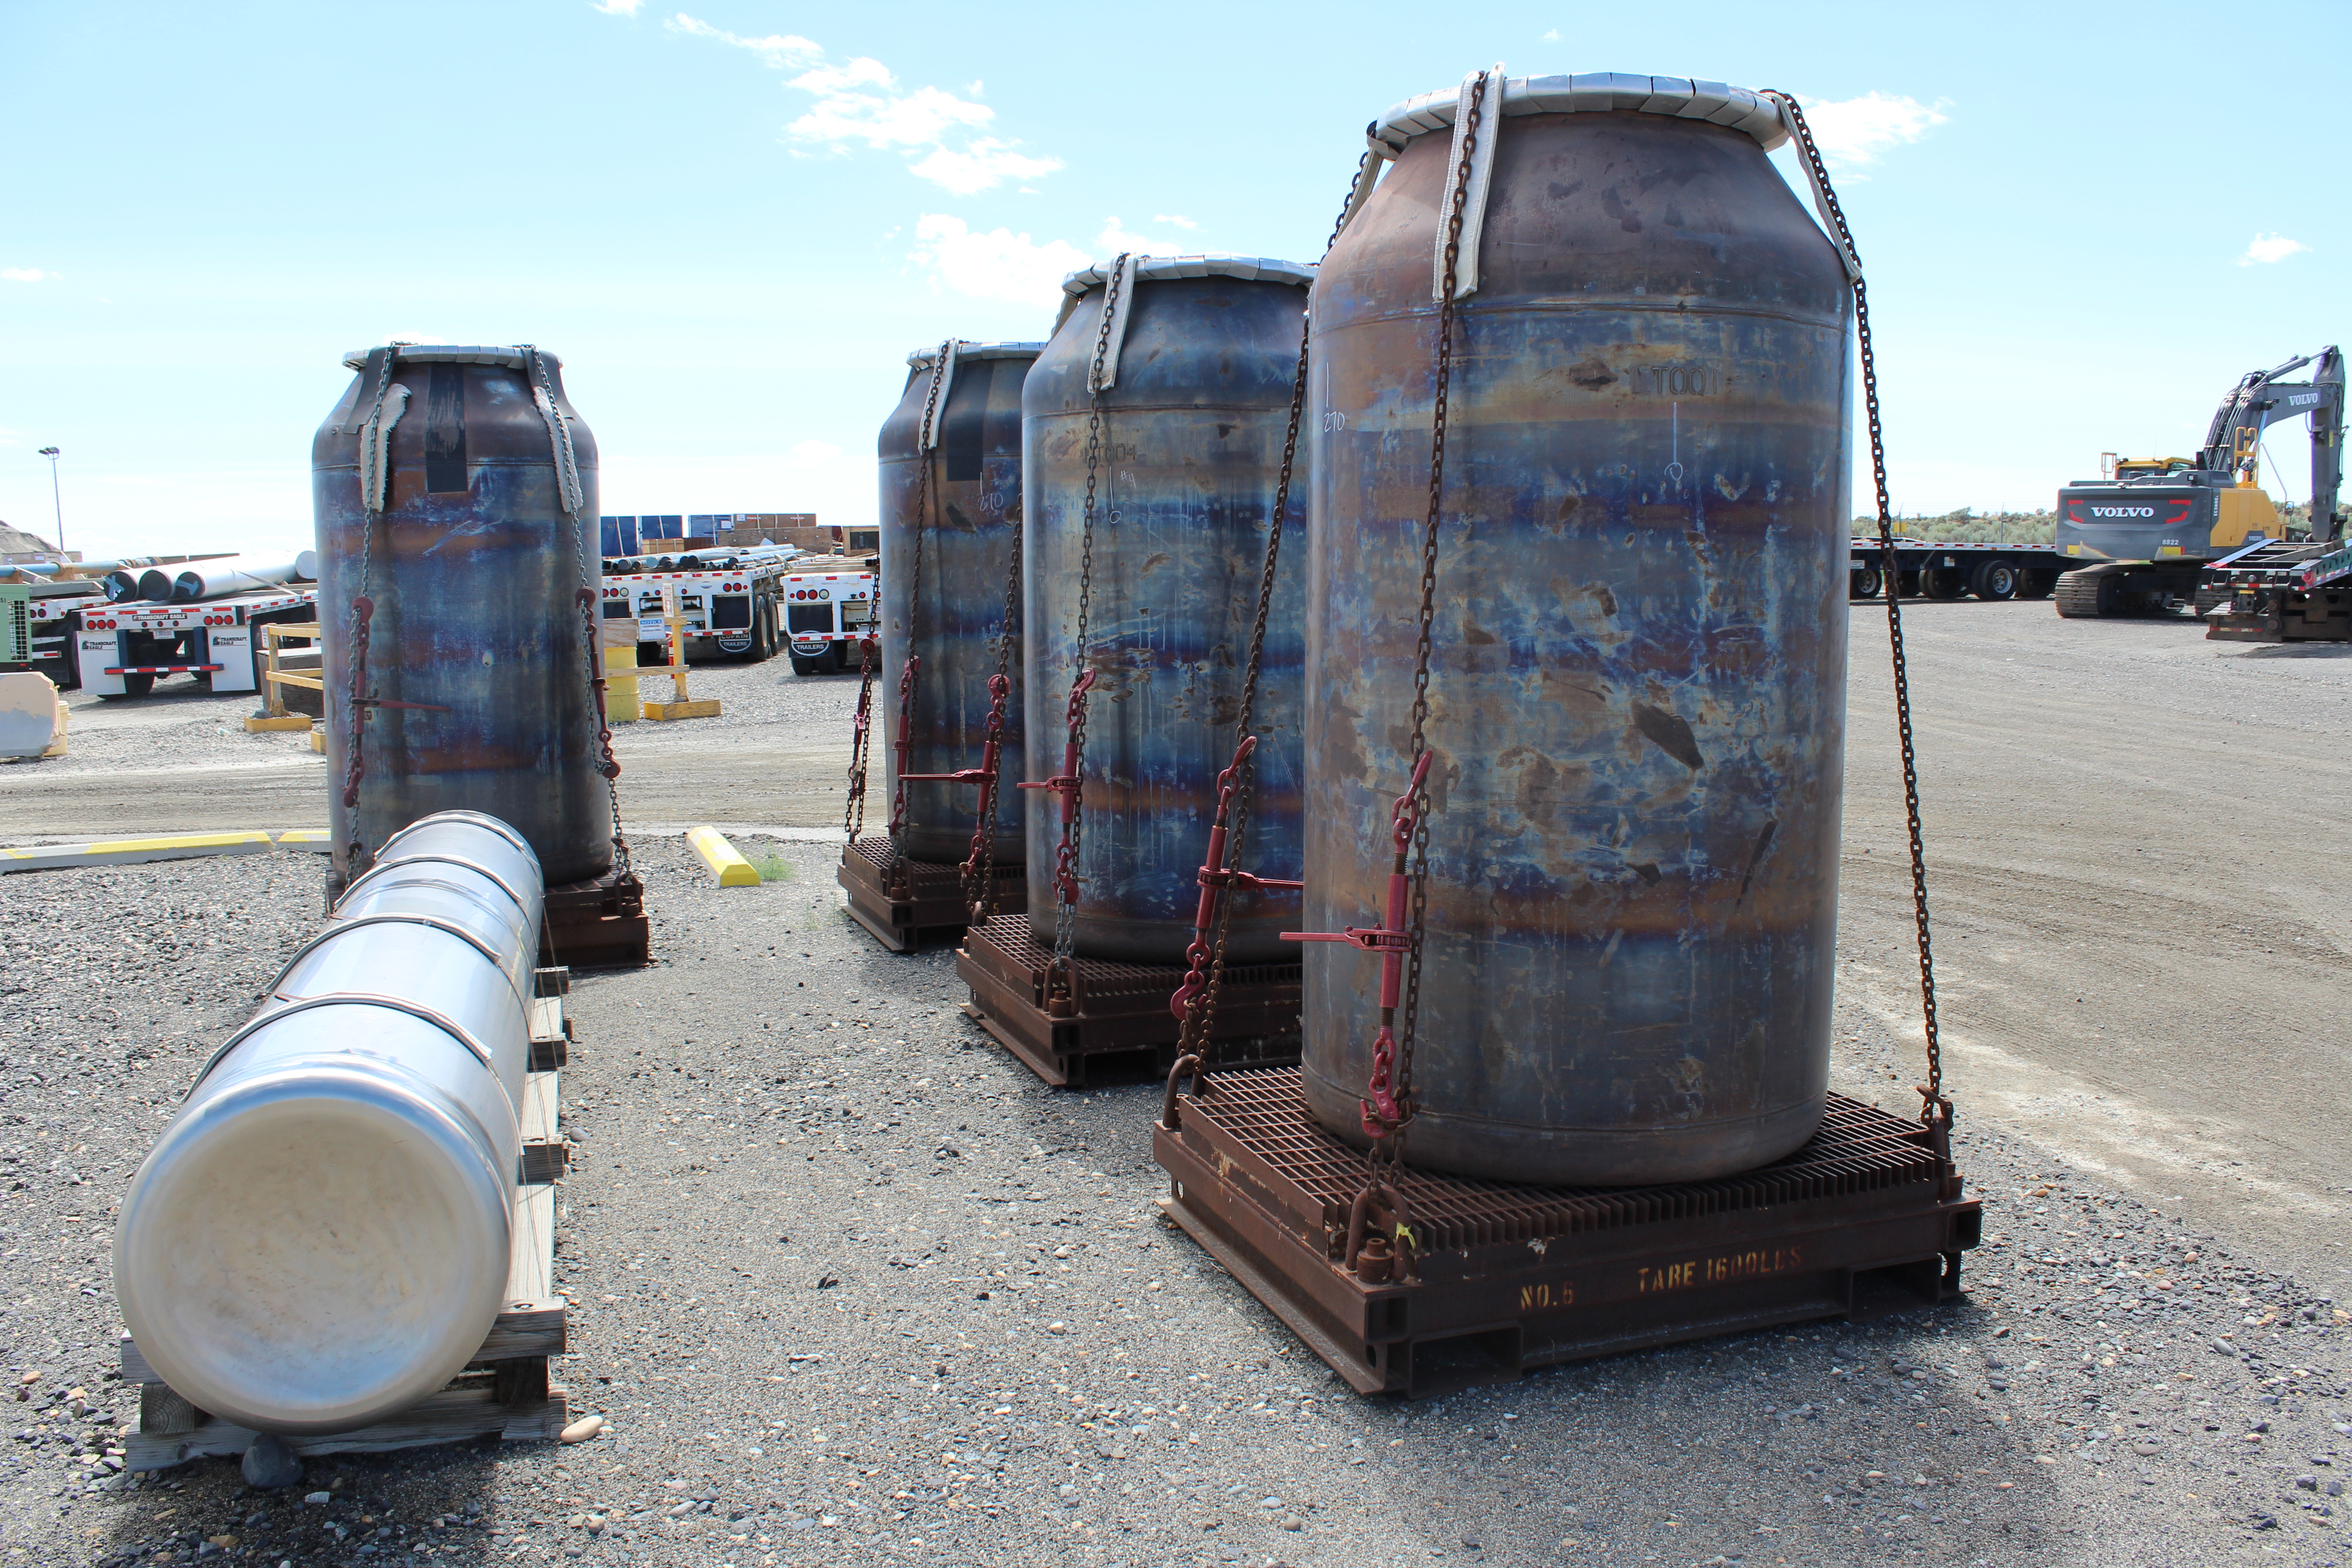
[867,344,952,883]
[1767,90,1946,1131]
[531,346,633,881]
[1173,154,1373,1081]
[961,478,1025,922]
[843,632,878,845]
[1378,70,1488,1189]
[1046,257,1129,984]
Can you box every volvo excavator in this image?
[2052,346,2343,621]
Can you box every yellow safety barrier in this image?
[686,825,762,887]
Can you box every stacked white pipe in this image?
[169,551,319,602]
[113,812,540,1433]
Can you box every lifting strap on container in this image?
[1764,89,1951,1164]
[1087,255,1141,394]
[1335,129,1393,238]
[1432,66,1504,303]
[1764,92,1864,284]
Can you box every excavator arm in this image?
[2196,346,2344,540]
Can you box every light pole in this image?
[37,446,62,558]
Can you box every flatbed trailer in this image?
[2201,538,2352,642]
[599,554,799,666]
[63,588,318,698]
[1846,538,2077,602]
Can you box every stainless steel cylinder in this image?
[113,811,540,1435]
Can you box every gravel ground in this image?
[3,836,2348,1568]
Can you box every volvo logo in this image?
[2090,506,2156,518]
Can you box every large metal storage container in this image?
[878,341,1040,865]
[1300,75,1851,1186]
[312,345,609,889]
[1023,255,1314,964]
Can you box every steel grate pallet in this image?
[956,916,1301,1089]
[838,836,1024,954]
[1154,1068,1980,1397]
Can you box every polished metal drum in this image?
[1300,75,1851,1185]
[113,812,538,1434]
[313,345,610,888]
[878,341,1040,865]
[1022,255,1314,964]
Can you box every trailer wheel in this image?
[1921,567,1970,599]
[1970,559,2019,601]
[2017,569,2058,601]
[1849,564,1884,600]
[790,653,822,676]
[117,673,155,699]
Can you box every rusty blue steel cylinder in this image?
[1023,255,1316,963]
[1299,75,1852,1186]
[879,342,1040,864]
[313,345,610,889]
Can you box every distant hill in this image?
[0,520,59,554]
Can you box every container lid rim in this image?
[1370,73,1792,154]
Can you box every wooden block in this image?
[477,1300,566,1361]
[127,1382,570,1471]
[519,1071,559,1145]
[641,698,721,721]
[527,995,564,1044]
[529,1035,567,1071]
[309,725,324,754]
[507,1182,556,1308]
[139,1384,202,1435]
[493,1357,549,1407]
[531,965,571,998]
[242,715,313,732]
[119,1334,157,1386]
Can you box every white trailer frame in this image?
[72,589,317,698]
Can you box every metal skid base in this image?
[956,915,1302,1088]
[543,869,649,968]
[1153,1068,1981,1398]
[838,836,1024,953]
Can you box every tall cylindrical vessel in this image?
[114,812,539,1434]
[312,345,609,888]
[879,341,1039,865]
[1023,255,1315,964]
[1301,75,1852,1186]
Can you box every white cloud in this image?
[590,0,643,13]
[2239,233,2309,266]
[1799,92,1948,170]
[1096,216,1197,257]
[909,140,1063,197]
[665,17,1056,193]
[665,13,818,66]
[1152,214,1198,230]
[1541,27,1560,40]
[2,268,56,284]
[908,215,1090,306]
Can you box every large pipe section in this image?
[113,812,539,1434]
[313,344,611,888]
[1022,256,1314,963]
[169,553,318,602]
[1299,74,1850,1186]
[878,340,1040,864]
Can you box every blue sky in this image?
[2,0,2343,561]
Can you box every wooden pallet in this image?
[122,975,576,1471]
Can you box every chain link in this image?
[1379,71,1489,1182]
[531,348,632,880]
[1766,91,1944,1120]
[879,344,954,892]
[843,632,879,846]
[1047,258,1128,978]
[1175,156,1372,1075]
[961,479,1025,921]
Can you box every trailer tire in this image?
[790,653,822,676]
[2017,569,2058,601]
[1921,566,1970,600]
[113,673,155,699]
[1850,564,1883,600]
[1970,559,2019,601]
